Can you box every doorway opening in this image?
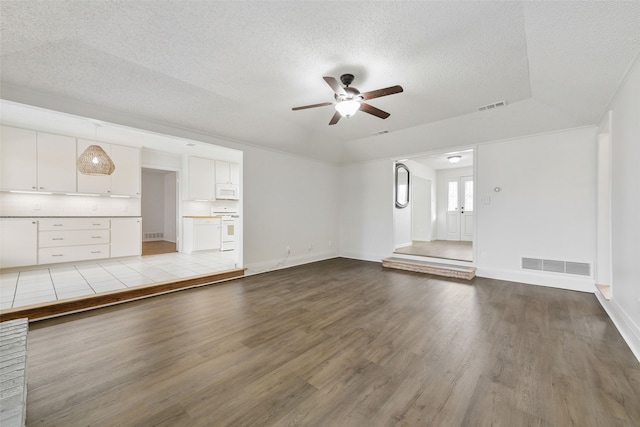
[141,168,178,256]
[393,150,474,262]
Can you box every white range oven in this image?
[211,207,238,251]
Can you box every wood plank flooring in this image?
[25,258,640,426]
[142,240,177,256]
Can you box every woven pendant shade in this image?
[77,145,116,176]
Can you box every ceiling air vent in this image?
[478,100,507,111]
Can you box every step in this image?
[382,257,476,280]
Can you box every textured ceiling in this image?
[1,1,639,164]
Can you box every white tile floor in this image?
[0,251,238,310]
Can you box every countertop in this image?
[1,216,142,218]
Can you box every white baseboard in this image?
[394,242,413,249]
[338,251,388,263]
[595,292,640,363]
[244,250,338,276]
[476,267,594,293]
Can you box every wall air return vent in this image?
[478,100,507,111]
[521,257,591,276]
[143,232,164,240]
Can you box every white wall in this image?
[393,163,412,249]
[141,170,165,239]
[406,160,437,242]
[242,145,340,274]
[339,159,394,261]
[596,55,640,360]
[164,173,176,242]
[475,127,597,291]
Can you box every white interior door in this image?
[446,180,461,240]
[446,176,474,241]
[460,175,474,241]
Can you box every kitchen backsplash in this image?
[0,192,141,217]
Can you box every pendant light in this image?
[77,124,115,176]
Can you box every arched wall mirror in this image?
[395,163,410,208]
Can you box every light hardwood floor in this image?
[142,240,178,256]
[26,258,640,426]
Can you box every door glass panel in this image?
[447,181,458,211]
[464,180,474,212]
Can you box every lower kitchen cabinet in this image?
[182,217,221,253]
[0,219,38,268]
[111,218,142,258]
[0,217,142,268]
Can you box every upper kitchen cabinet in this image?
[0,126,76,193]
[110,144,141,196]
[188,156,216,200]
[215,160,240,185]
[77,139,140,196]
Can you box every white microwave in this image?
[215,183,239,200]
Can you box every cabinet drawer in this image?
[39,229,110,247]
[39,218,110,231]
[39,244,110,264]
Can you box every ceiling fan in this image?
[292,74,403,125]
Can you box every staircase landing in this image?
[382,257,476,280]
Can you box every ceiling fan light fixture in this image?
[448,155,462,164]
[335,100,360,117]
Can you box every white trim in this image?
[476,267,594,293]
[243,250,338,276]
[595,292,640,363]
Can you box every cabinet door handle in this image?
[92,224,102,226]
[52,238,64,240]
[52,254,64,257]
[92,236,102,239]
[53,224,63,227]
[91,251,101,254]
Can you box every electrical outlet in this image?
[286,245,291,254]
[308,243,313,251]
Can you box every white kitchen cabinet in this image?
[215,160,240,185]
[111,217,142,258]
[37,217,111,265]
[182,217,221,253]
[39,244,110,264]
[110,144,141,196]
[188,156,216,200]
[77,140,140,196]
[0,127,76,193]
[0,219,38,268]
[37,132,77,193]
[0,126,37,191]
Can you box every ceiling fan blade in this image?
[360,85,403,100]
[360,102,390,119]
[323,76,346,96]
[292,101,333,111]
[328,111,341,125]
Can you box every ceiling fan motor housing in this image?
[340,73,355,86]
[335,86,362,102]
